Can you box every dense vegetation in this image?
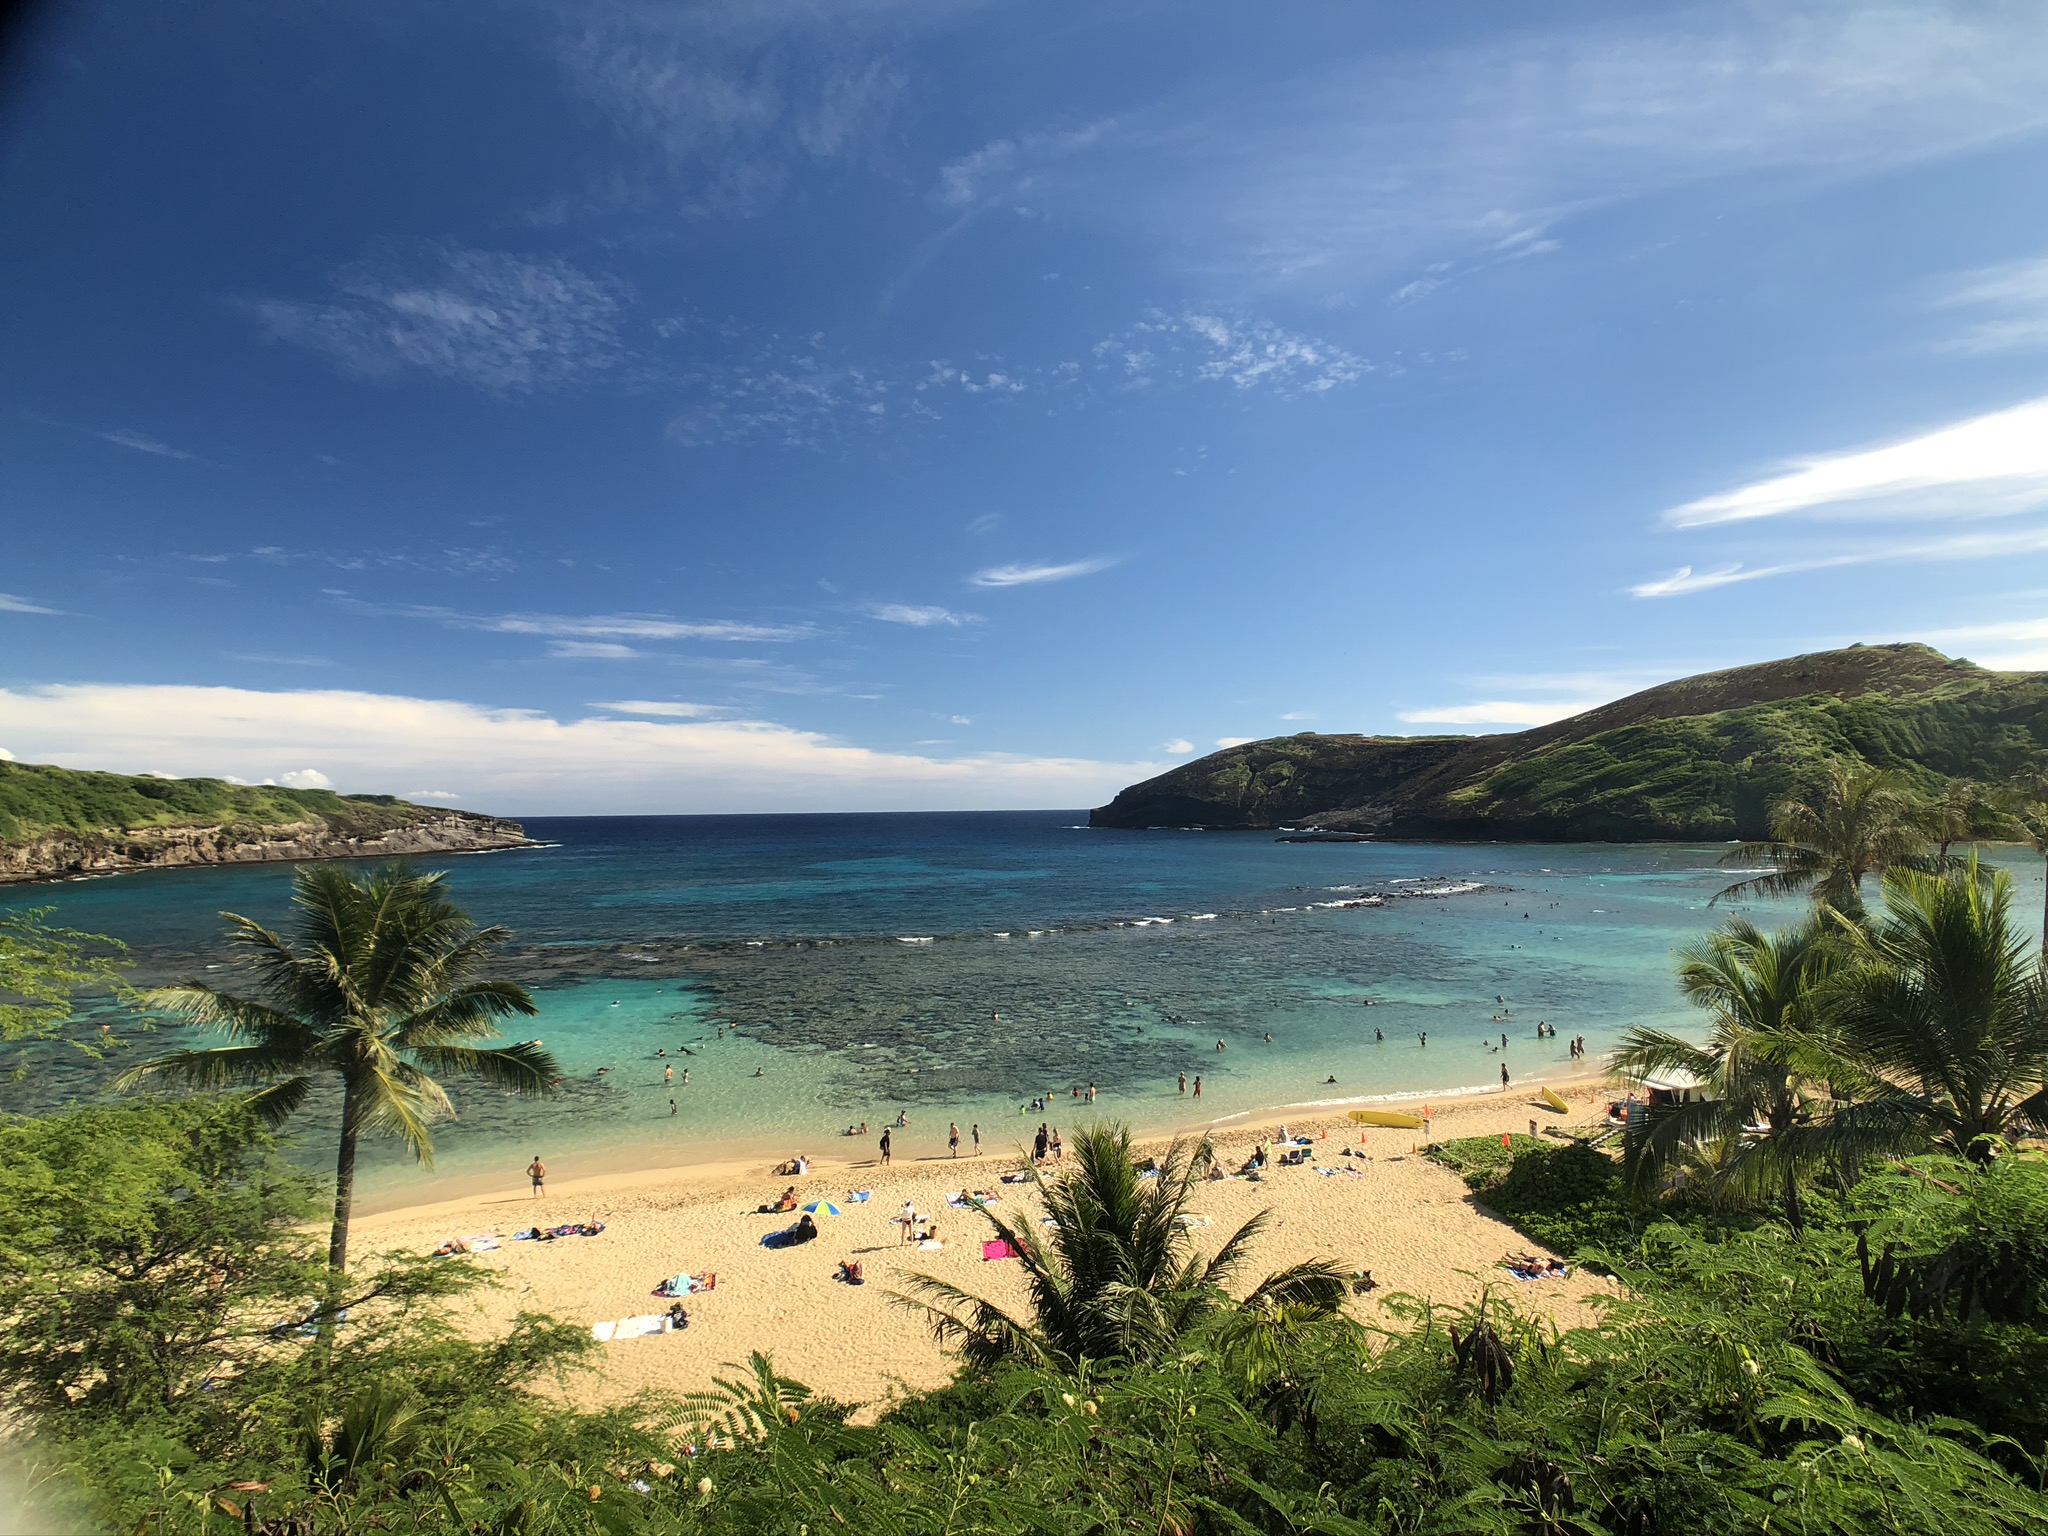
[0,757,439,845]
[5,1101,2048,1535]
[1090,643,2048,838]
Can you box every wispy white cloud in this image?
[1279,711,1313,721]
[968,557,1117,588]
[932,121,1114,208]
[866,602,979,627]
[1162,738,1195,754]
[1909,617,2048,670]
[248,245,629,395]
[0,683,1165,815]
[1632,525,2048,598]
[1094,312,1367,395]
[226,652,334,667]
[98,428,195,461]
[1398,699,1602,727]
[1129,3,2048,289]
[351,598,811,644]
[547,640,641,659]
[1214,736,1255,749]
[1935,255,2048,355]
[592,699,727,718]
[553,5,908,219]
[0,593,62,615]
[1664,397,2048,528]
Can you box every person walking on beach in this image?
[1050,1128,1063,1162]
[526,1155,546,1196]
[971,1123,981,1155]
[1501,1062,1511,1089]
[948,1122,960,1157]
[1033,1123,1048,1162]
[879,1128,893,1166]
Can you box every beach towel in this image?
[1504,1264,1570,1281]
[593,1313,673,1342]
[655,1271,715,1297]
[847,1190,871,1202]
[1314,1167,1339,1177]
[918,1239,944,1251]
[982,1239,1016,1261]
[999,1171,1033,1184]
[948,1194,1000,1208]
[1176,1214,1214,1228]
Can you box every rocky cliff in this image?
[1091,644,2048,840]
[0,759,535,883]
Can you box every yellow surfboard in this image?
[1348,1109,1427,1130]
[1540,1087,1570,1115]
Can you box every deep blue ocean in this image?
[10,813,2025,1202]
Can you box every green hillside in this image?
[0,759,440,845]
[1091,643,2048,838]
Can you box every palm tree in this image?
[1825,859,2048,1162]
[118,864,557,1271]
[2005,770,2048,959]
[1611,916,1841,1228]
[1715,760,1932,917]
[896,1123,1353,1371]
[1920,778,2011,862]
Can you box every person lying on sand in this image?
[1502,1252,1568,1279]
[835,1259,865,1284]
[757,1186,799,1213]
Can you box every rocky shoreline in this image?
[0,808,537,885]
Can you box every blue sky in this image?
[4,0,2048,812]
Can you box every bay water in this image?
[9,813,2021,1205]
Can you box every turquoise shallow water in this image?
[6,813,2035,1201]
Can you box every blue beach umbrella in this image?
[803,1200,843,1217]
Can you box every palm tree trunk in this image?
[329,1078,360,1272]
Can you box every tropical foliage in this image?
[1613,916,1841,1226]
[1715,760,1933,914]
[9,1101,2048,1534]
[1825,861,2048,1161]
[117,864,558,1269]
[896,1122,1354,1371]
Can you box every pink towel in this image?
[981,1239,1016,1261]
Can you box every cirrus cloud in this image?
[967,557,1117,588]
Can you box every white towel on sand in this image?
[593,1313,673,1342]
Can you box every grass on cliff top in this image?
[0,759,432,844]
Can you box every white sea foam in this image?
[898,936,935,945]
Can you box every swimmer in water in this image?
[753,1067,765,1078]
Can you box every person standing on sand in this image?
[972,1123,981,1154]
[527,1155,546,1196]
[948,1122,960,1157]
[1033,1123,1048,1162]
[879,1128,893,1165]
[1501,1062,1511,1089]
[1050,1128,1063,1161]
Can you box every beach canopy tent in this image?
[1640,1068,1717,1107]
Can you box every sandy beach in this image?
[353,1079,1621,1413]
